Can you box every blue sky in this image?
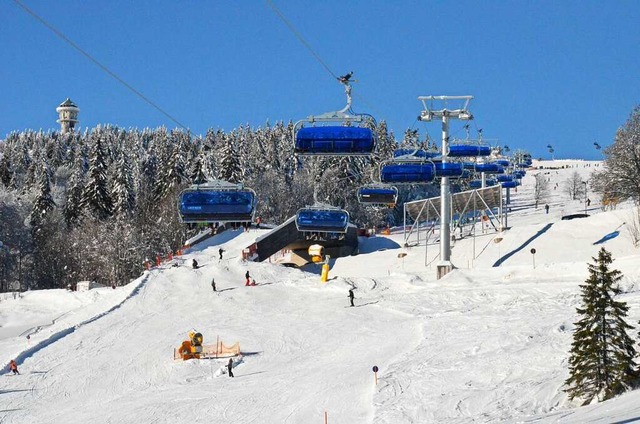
[1,1,638,160]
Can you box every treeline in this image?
[0,122,437,291]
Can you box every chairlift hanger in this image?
[293,76,377,156]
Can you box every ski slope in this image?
[2,160,640,423]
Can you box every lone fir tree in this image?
[565,247,637,404]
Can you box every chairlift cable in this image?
[265,0,338,80]
[266,0,383,119]
[12,0,190,131]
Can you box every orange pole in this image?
[375,371,378,386]
[324,411,328,424]
[216,335,219,359]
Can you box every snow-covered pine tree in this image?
[111,151,136,216]
[154,131,188,200]
[22,143,41,191]
[64,151,87,225]
[0,153,12,188]
[218,136,243,183]
[82,133,113,220]
[565,247,637,404]
[30,159,56,231]
[373,121,396,163]
[399,128,420,149]
[189,149,208,185]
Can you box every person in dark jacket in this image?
[245,270,250,286]
[192,259,199,269]
[211,278,216,292]
[227,358,234,377]
[348,289,355,307]
[219,248,224,260]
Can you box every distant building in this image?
[56,98,79,134]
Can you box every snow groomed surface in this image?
[2,159,640,423]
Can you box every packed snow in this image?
[2,160,640,423]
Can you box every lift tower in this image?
[418,95,473,279]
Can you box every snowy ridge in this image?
[1,272,151,375]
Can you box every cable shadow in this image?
[0,389,31,394]
[353,301,380,307]
[236,371,266,378]
[612,417,640,424]
[493,223,554,267]
[217,288,237,293]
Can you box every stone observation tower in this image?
[56,98,79,134]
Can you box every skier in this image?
[9,359,19,375]
[348,289,355,307]
[587,198,591,207]
[211,278,216,292]
[545,204,549,214]
[219,248,224,260]
[245,271,250,286]
[192,259,198,269]
[227,358,234,377]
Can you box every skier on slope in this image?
[245,270,251,286]
[192,259,199,269]
[219,248,224,260]
[348,289,355,307]
[227,358,234,377]
[9,359,19,375]
[211,278,216,292]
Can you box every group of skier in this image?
[209,270,257,292]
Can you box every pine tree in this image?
[30,160,56,231]
[82,134,113,220]
[189,151,208,185]
[565,247,637,404]
[0,154,12,188]
[64,153,87,225]
[111,153,136,216]
[218,138,243,183]
[155,139,187,200]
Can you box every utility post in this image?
[418,95,473,279]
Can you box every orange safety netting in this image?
[202,341,241,358]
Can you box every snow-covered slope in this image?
[2,160,640,423]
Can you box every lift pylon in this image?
[418,95,474,279]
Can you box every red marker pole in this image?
[372,365,379,386]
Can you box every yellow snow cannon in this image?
[178,331,204,360]
[308,244,325,263]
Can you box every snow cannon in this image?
[177,331,204,360]
[308,244,325,263]
[321,255,331,283]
